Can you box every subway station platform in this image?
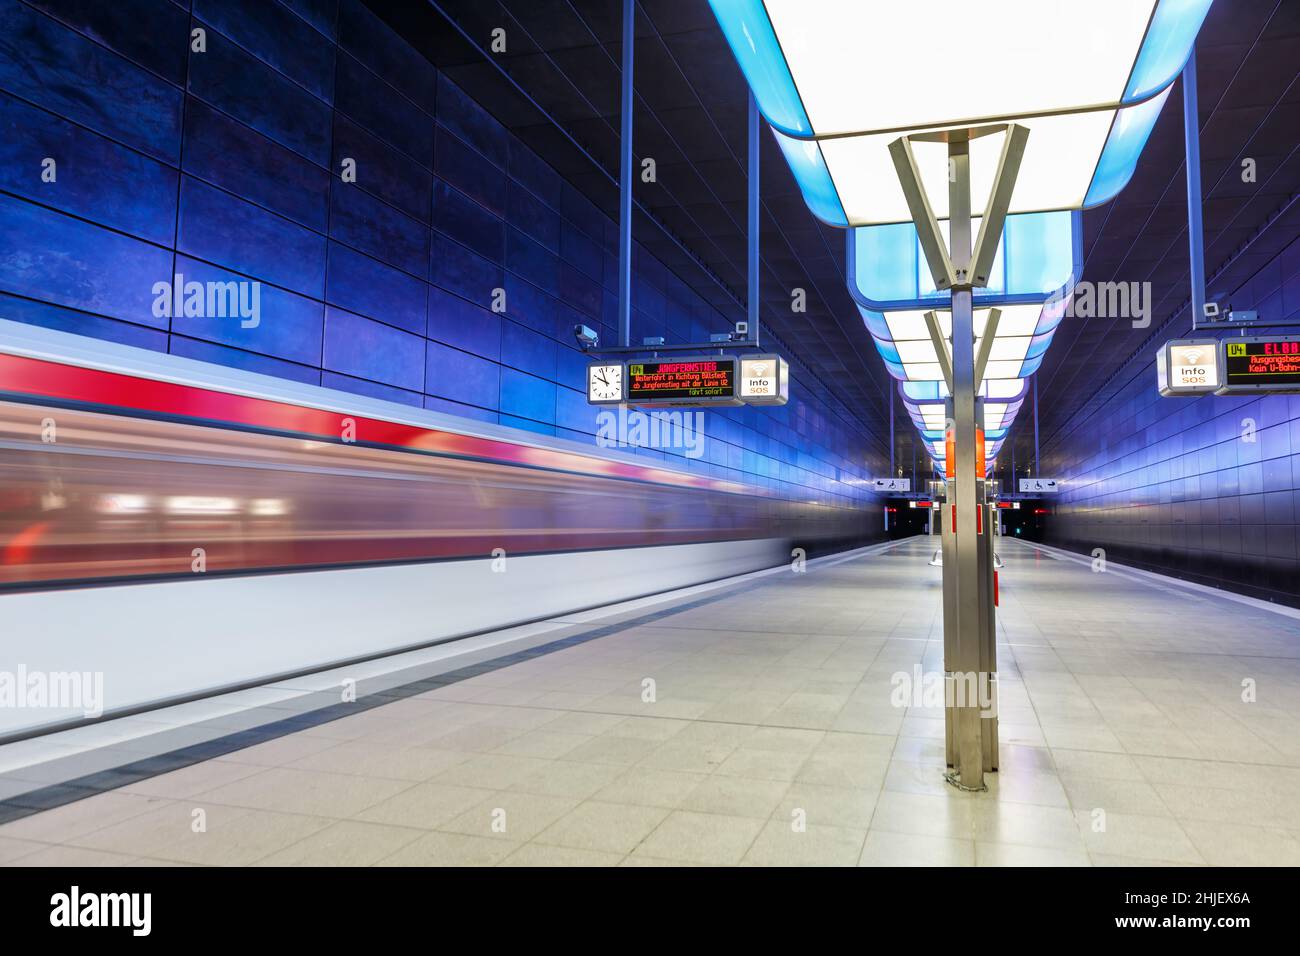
[3,537,1297,868]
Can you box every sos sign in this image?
[1157,339,1220,396]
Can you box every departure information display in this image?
[1220,337,1300,393]
[626,357,740,405]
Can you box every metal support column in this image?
[890,124,1026,791]
[616,0,635,347]
[946,136,984,790]
[1183,48,1207,329]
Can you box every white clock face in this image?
[587,364,623,403]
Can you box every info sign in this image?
[1157,339,1221,396]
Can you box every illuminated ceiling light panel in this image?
[904,379,1027,472]
[710,0,1211,226]
[851,211,1081,311]
[864,303,1063,383]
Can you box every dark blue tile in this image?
[506,228,558,296]
[560,261,602,319]
[334,52,432,167]
[194,0,335,101]
[280,0,338,39]
[330,183,429,279]
[337,0,436,114]
[555,344,588,392]
[435,127,505,217]
[501,320,556,379]
[188,23,331,165]
[504,276,558,337]
[0,194,173,326]
[0,292,167,351]
[322,370,422,408]
[436,73,506,169]
[499,368,555,424]
[27,0,189,84]
[507,180,560,252]
[425,340,499,408]
[432,179,503,262]
[572,293,610,339]
[0,0,183,163]
[326,242,425,334]
[178,176,326,297]
[169,255,323,365]
[0,91,178,245]
[427,285,500,360]
[555,386,597,435]
[170,334,321,386]
[508,137,562,211]
[561,222,602,281]
[322,305,423,391]
[184,98,328,232]
[561,180,606,242]
[429,231,502,308]
[333,114,433,223]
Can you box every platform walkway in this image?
[2,536,1298,866]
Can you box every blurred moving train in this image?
[0,321,879,738]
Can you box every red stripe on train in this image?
[0,353,735,494]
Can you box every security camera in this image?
[642,336,665,347]
[573,324,599,349]
[733,320,749,340]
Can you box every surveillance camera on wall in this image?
[733,320,749,339]
[573,324,599,349]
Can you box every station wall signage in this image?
[588,353,793,408]
[872,478,911,492]
[1157,339,1221,396]
[625,357,741,406]
[1217,336,1300,395]
[738,355,790,405]
[1019,478,1060,493]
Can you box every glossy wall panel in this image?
[0,0,887,517]
[1044,235,1300,605]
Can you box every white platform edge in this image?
[0,538,902,777]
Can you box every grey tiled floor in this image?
[3,536,1300,866]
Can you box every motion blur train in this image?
[0,320,878,737]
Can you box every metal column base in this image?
[943,769,987,793]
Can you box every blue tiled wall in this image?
[0,0,886,513]
[1044,235,1300,605]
